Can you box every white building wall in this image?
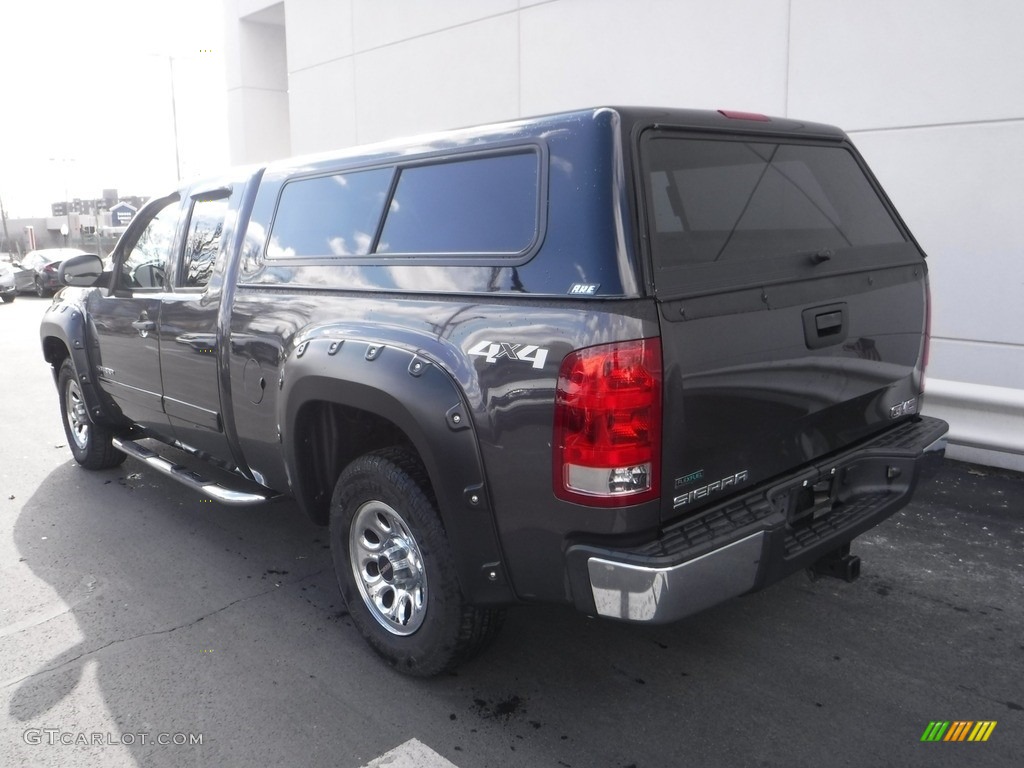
[224,0,1024,470]
[519,0,791,116]
[224,1,291,162]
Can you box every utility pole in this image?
[0,194,11,253]
[49,157,75,247]
[63,188,70,246]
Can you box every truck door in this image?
[157,184,240,467]
[88,194,185,438]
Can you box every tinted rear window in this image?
[268,168,393,259]
[641,135,908,274]
[267,150,540,261]
[378,152,539,255]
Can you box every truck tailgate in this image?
[636,128,930,520]
[659,264,928,517]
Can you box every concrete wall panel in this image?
[789,0,1024,129]
[520,0,790,116]
[286,0,353,72]
[226,88,291,165]
[289,59,357,155]
[352,0,517,53]
[353,15,520,143]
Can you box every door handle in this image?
[131,317,156,337]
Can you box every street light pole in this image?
[168,55,181,181]
[49,157,75,247]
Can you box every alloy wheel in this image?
[349,500,428,636]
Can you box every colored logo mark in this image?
[920,721,997,742]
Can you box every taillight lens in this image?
[553,338,662,506]
[43,262,58,273]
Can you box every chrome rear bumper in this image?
[587,532,765,622]
[567,415,949,624]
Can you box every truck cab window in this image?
[182,198,229,288]
[120,199,180,290]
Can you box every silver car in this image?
[2,253,40,296]
[0,260,16,302]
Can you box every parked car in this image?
[1,253,33,295]
[21,248,95,297]
[0,261,16,302]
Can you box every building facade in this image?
[224,0,1024,471]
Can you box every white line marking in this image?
[360,738,460,768]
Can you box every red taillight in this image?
[43,262,58,273]
[553,338,662,506]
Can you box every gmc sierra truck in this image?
[41,107,948,675]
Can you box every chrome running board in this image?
[112,437,278,506]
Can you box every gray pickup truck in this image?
[41,107,948,675]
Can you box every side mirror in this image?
[58,253,104,287]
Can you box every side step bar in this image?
[112,437,279,506]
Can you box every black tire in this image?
[1,292,14,303]
[35,278,49,298]
[330,447,504,676]
[57,359,126,470]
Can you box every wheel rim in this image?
[349,500,427,636]
[65,377,90,450]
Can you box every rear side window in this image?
[266,150,540,262]
[268,168,393,259]
[641,135,907,272]
[377,152,539,255]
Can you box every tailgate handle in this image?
[802,303,848,349]
[816,311,843,334]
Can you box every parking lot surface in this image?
[2,297,1022,767]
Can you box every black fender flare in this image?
[39,296,123,428]
[279,336,513,606]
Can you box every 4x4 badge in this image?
[468,340,549,370]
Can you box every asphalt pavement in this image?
[1,296,1022,768]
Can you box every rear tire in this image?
[330,447,504,676]
[1,292,14,303]
[35,278,49,298]
[58,359,126,470]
